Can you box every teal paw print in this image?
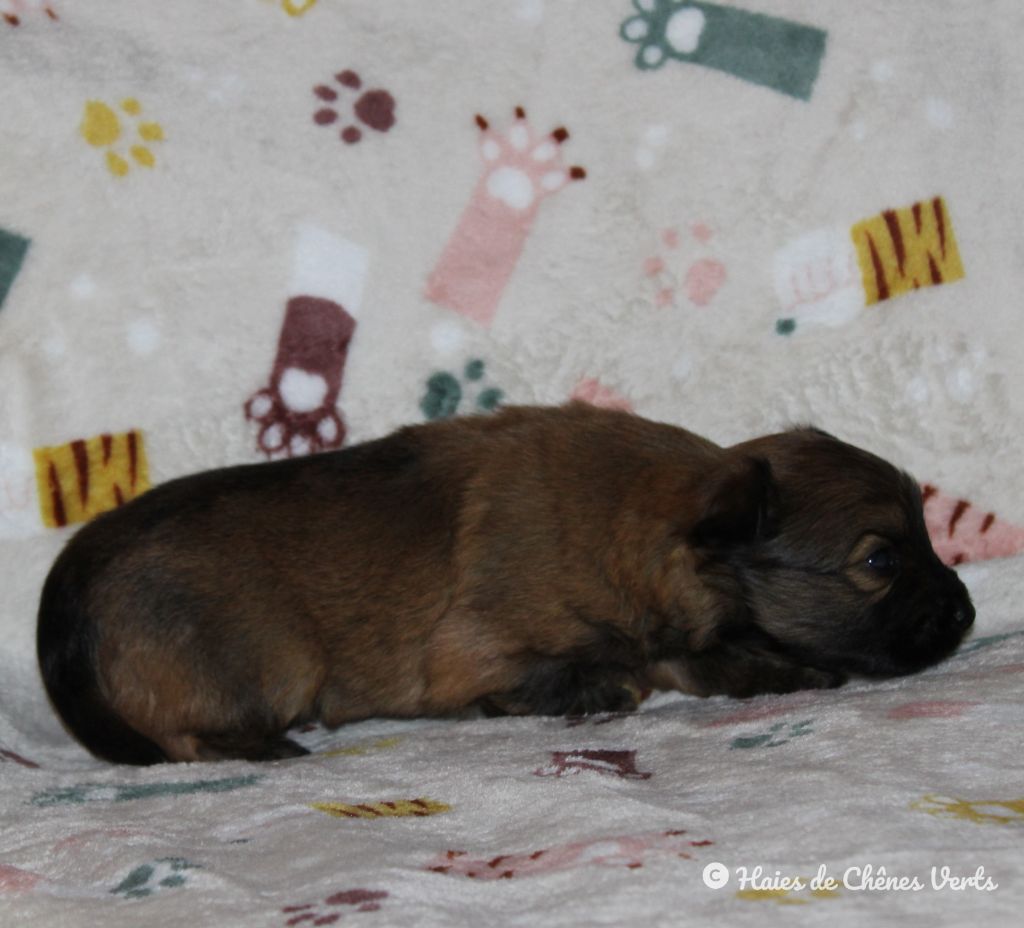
[619,0,827,101]
[730,719,814,750]
[111,858,201,899]
[621,0,709,71]
[420,359,504,421]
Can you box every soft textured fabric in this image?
[1,1,1023,924]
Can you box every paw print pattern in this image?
[246,226,368,459]
[420,358,504,421]
[773,198,965,335]
[737,885,841,905]
[245,296,355,458]
[33,430,150,529]
[911,794,1024,826]
[851,197,964,305]
[570,377,633,411]
[320,736,401,758]
[0,226,31,312]
[534,749,652,780]
[2,0,57,26]
[619,0,827,102]
[643,224,726,308]
[80,98,165,177]
[426,830,711,880]
[425,107,585,327]
[730,719,814,749]
[310,798,450,819]
[110,858,201,899]
[31,774,262,807]
[921,484,1024,567]
[282,889,388,926]
[772,226,861,335]
[280,0,317,15]
[313,70,396,145]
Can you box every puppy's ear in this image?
[690,456,779,550]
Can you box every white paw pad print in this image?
[476,108,586,212]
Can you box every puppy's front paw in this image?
[793,667,847,691]
[481,662,641,717]
[567,674,642,715]
[735,661,847,696]
[645,648,847,699]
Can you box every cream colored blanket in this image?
[2,1,1023,924]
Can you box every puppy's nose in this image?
[952,599,975,630]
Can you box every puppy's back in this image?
[36,426,469,762]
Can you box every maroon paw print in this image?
[282,889,388,926]
[313,70,396,144]
[244,296,355,459]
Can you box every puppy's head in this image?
[691,428,974,678]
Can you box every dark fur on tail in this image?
[37,547,166,765]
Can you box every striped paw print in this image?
[310,797,450,819]
[912,794,1024,826]
[921,484,1024,566]
[80,98,165,177]
[33,430,150,529]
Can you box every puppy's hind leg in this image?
[190,729,310,763]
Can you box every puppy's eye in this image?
[866,546,900,576]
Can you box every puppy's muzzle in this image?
[941,568,975,630]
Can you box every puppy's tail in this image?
[37,550,166,766]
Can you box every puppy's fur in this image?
[37,404,974,764]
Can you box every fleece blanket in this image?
[2,0,1024,924]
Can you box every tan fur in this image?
[37,403,974,763]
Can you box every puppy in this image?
[37,403,974,764]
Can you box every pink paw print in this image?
[643,224,727,308]
[425,830,711,881]
[571,377,633,412]
[425,107,586,326]
[473,107,586,211]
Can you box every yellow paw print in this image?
[282,0,317,14]
[80,98,164,177]
[262,0,317,16]
[912,794,1024,826]
[737,885,840,905]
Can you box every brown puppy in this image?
[37,403,974,764]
